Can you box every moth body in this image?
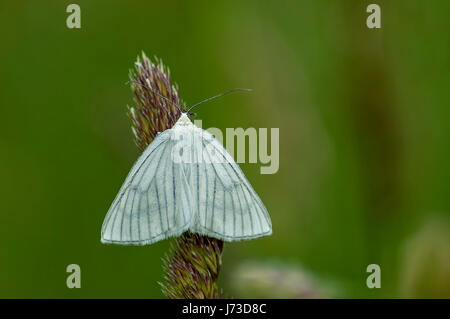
[101,113,272,245]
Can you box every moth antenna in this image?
[187,88,252,113]
[131,79,184,113]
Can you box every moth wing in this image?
[101,130,192,245]
[189,128,272,241]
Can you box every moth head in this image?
[176,113,192,125]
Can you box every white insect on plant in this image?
[100,53,272,298]
[101,89,272,245]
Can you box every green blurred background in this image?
[1,0,449,298]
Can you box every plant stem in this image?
[128,52,224,299]
[162,233,224,298]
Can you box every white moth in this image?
[101,113,272,245]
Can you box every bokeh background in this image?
[1,0,449,298]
